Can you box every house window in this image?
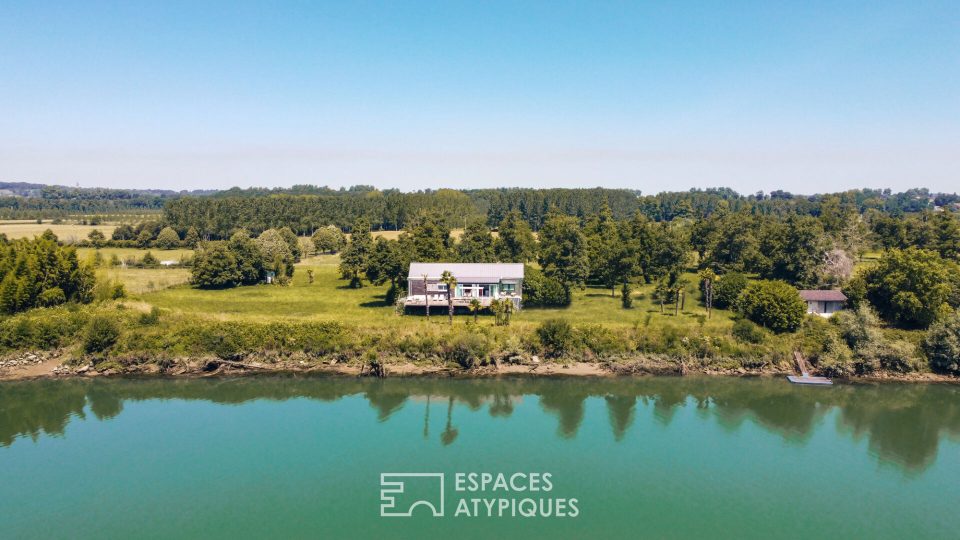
[501,283,516,295]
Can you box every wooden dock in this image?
[788,352,833,386]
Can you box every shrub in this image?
[577,324,628,357]
[38,287,67,307]
[877,340,919,373]
[923,313,960,374]
[536,319,574,357]
[816,333,855,377]
[731,318,765,344]
[713,272,748,309]
[446,332,492,368]
[138,306,161,325]
[141,251,159,267]
[111,283,126,300]
[83,315,120,354]
[734,280,806,333]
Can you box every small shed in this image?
[799,290,847,317]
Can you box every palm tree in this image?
[502,298,514,326]
[441,396,458,446]
[469,298,482,323]
[440,270,457,325]
[422,273,430,318]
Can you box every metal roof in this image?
[799,290,848,302]
[407,262,524,282]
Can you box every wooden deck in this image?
[403,296,521,309]
[788,352,833,386]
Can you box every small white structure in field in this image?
[799,290,847,317]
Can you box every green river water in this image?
[1,376,959,539]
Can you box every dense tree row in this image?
[157,186,959,240]
[0,232,95,314]
[190,228,301,288]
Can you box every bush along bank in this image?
[0,303,955,380]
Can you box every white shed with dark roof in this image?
[799,290,847,317]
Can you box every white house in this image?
[404,262,524,312]
[799,290,847,317]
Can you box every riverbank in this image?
[2,350,957,383]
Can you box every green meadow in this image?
[140,254,737,332]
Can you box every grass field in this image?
[99,267,193,294]
[0,221,117,242]
[76,247,194,263]
[139,254,735,332]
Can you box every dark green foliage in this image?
[339,219,373,288]
[584,202,620,290]
[446,332,491,368]
[536,318,574,357]
[83,315,120,354]
[87,229,106,247]
[758,215,828,287]
[457,218,496,262]
[183,226,201,248]
[854,248,960,327]
[155,227,181,249]
[713,272,748,309]
[366,237,408,302]
[0,234,95,315]
[38,287,67,307]
[495,210,537,262]
[537,214,589,294]
[139,306,162,325]
[190,242,242,288]
[522,265,570,307]
[407,216,453,261]
[228,230,266,285]
[731,319,765,344]
[923,313,960,374]
[277,227,302,262]
[111,224,136,241]
[141,251,159,267]
[734,280,806,333]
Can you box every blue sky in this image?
[1,1,957,193]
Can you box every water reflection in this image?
[2,376,959,472]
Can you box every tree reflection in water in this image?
[2,376,959,472]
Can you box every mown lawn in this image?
[139,254,737,331]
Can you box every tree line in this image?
[159,186,960,239]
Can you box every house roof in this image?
[407,262,524,283]
[799,290,848,302]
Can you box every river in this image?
[1,376,958,538]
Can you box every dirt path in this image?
[0,357,63,381]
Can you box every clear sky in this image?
[1,1,958,194]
